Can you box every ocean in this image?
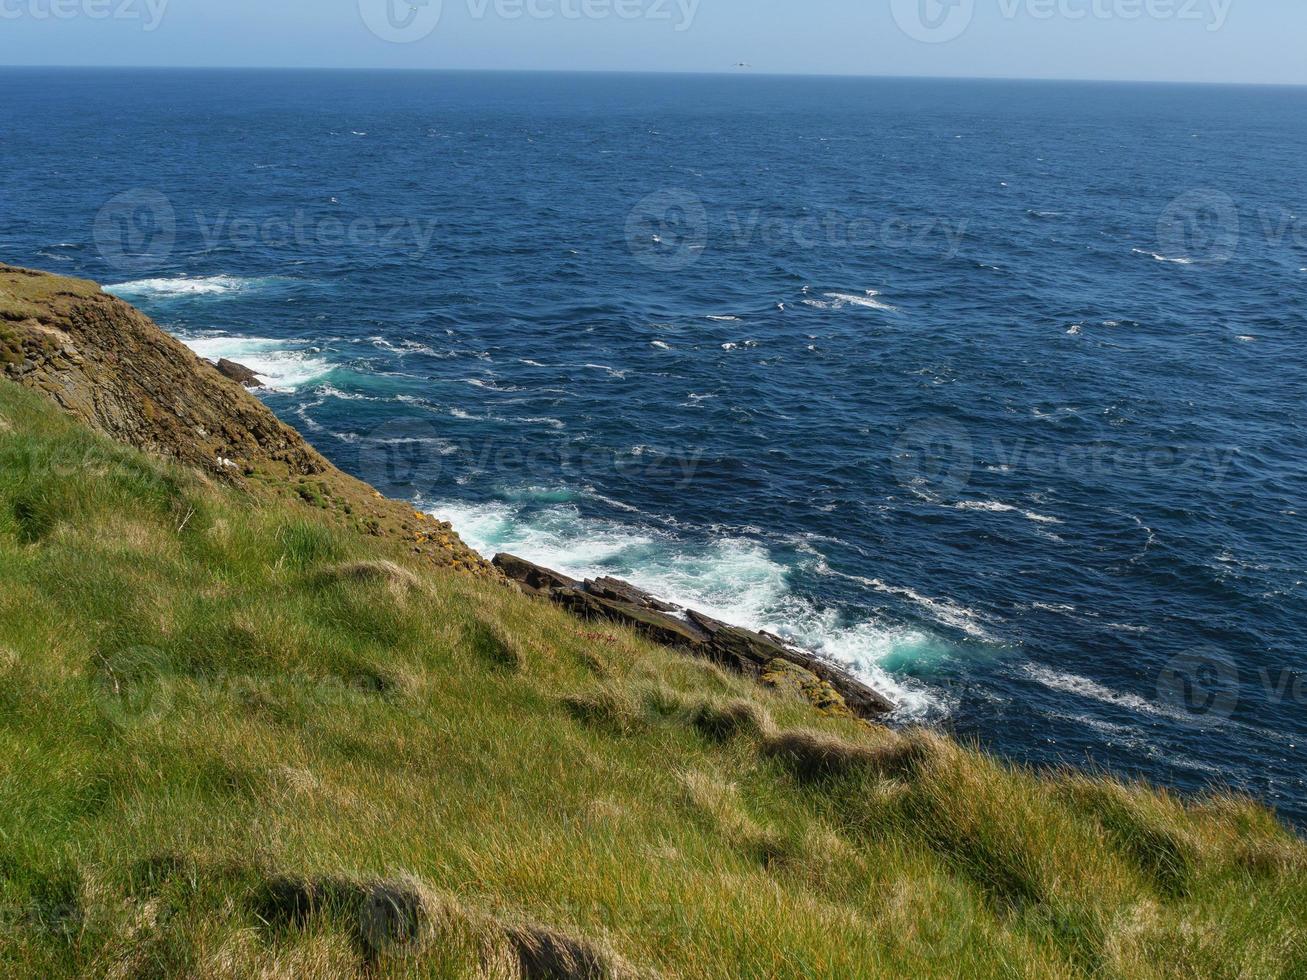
[2,67,1304,822]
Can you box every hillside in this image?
[0,267,1304,978]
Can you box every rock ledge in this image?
[493,553,895,720]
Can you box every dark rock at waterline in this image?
[214,358,264,388]
[587,575,680,612]
[494,553,581,596]
[491,553,895,718]
[552,587,713,649]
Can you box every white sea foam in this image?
[176,335,332,392]
[1024,664,1193,723]
[1131,248,1195,266]
[425,496,940,718]
[583,363,629,378]
[104,275,281,298]
[650,340,672,350]
[707,315,740,322]
[952,500,1063,525]
[370,336,441,357]
[516,417,567,429]
[803,290,897,312]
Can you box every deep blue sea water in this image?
[2,68,1305,822]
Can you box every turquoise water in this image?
[2,68,1305,821]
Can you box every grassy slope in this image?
[0,378,1303,979]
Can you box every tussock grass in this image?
[0,379,1304,978]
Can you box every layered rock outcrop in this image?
[493,554,896,719]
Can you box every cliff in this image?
[0,263,488,575]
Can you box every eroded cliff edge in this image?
[0,263,490,575]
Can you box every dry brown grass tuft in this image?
[761,728,931,782]
[690,698,774,742]
[506,921,646,980]
[562,686,647,735]
[320,560,421,596]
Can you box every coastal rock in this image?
[214,358,264,388]
[552,587,712,649]
[493,553,581,596]
[585,576,679,612]
[760,658,853,719]
[492,553,894,719]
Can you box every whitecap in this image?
[104,275,284,299]
[650,340,672,350]
[516,417,566,429]
[805,290,897,312]
[1131,248,1195,266]
[175,334,332,392]
[952,500,1063,525]
[583,363,629,379]
[1024,664,1195,724]
[370,336,440,357]
[707,315,740,322]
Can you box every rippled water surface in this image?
[2,68,1305,821]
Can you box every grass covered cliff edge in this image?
[0,265,1303,978]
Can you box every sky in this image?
[0,0,1304,85]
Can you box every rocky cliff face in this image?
[0,263,490,575]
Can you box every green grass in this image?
[0,378,1303,979]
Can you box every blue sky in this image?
[0,0,1303,85]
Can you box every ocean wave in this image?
[842,573,999,643]
[1024,664,1193,723]
[104,275,287,298]
[369,336,442,357]
[176,334,333,392]
[801,289,897,312]
[425,495,940,718]
[1131,248,1195,266]
[952,500,1063,525]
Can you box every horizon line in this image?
[2,63,1306,90]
